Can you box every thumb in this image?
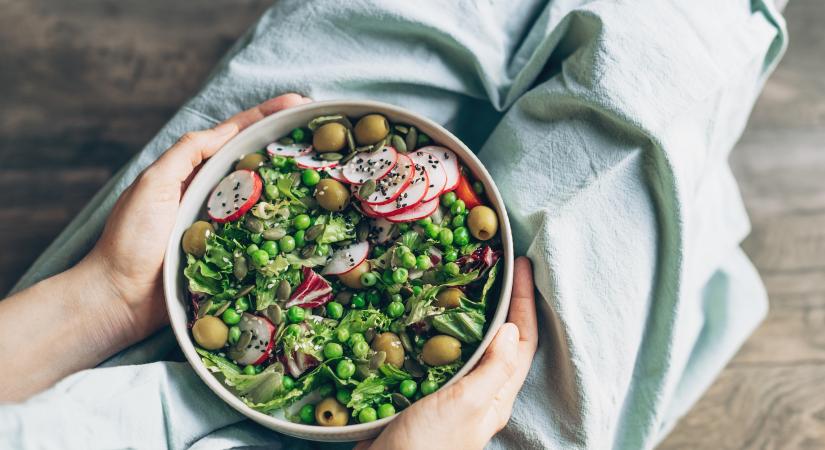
[452,323,520,406]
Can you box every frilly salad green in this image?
[182,113,502,426]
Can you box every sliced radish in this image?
[294,151,340,170]
[341,146,398,185]
[419,146,459,192]
[206,170,262,223]
[384,197,440,223]
[367,162,429,216]
[358,154,415,206]
[409,150,447,202]
[368,217,396,244]
[266,142,311,157]
[324,166,348,183]
[227,313,276,366]
[354,199,382,218]
[322,241,370,275]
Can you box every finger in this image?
[353,440,374,450]
[226,93,308,131]
[509,256,538,354]
[450,323,520,406]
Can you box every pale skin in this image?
[0,94,538,449]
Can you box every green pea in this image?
[235,297,250,312]
[386,301,404,318]
[412,285,423,296]
[391,294,403,303]
[279,235,296,253]
[444,248,458,262]
[336,359,356,379]
[261,240,279,257]
[453,227,470,246]
[299,404,315,424]
[294,230,306,247]
[293,214,311,230]
[246,244,260,256]
[401,252,417,269]
[377,403,396,419]
[444,262,460,277]
[250,249,269,267]
[417,217,432,226]
[318,383,334,398]
[358,407,377,423]
[324,342,344,359]
[316,243,330,256]
[222,308,241,325]
[287,306,306,323]
[398,222,410,232]
[421,380,438,396]
[472,181,484,194]
[417,133,431,146]
[372,246,386,257]
[438,228,454,246]
[351,293,366,309]
[424,223,440,239]
[282,375,295,391]
[416,255,431,270]
[272,155,288,168]
[352,340,369,359]
[392,268,409,284]
[399,379,417,398]
[450,199,466,215]
[366,290,381,306]
[228,325,241,344]
[452,214,466,228]
[285,323,302,337]
[336,389,352,405]
[265,184,280,200]
[301,169,320,187]
[326,301,344,320]
[360,271,378,287]
[291,127,305,143]
[440,192,457,207]
[335,327,351,343]
[382,269,395,285]
[243,365,256,375]
[250,233,262,244]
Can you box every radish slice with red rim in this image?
[342,146,398,185]
[324,166,347,182]
[384,197,440,223]
[266,142,311,157]
[409,150,447,202]
[294,151,340,169]
[358,154,415,206]
[368,217,396,244]
[367,162,428,216]
[206,170,262,223]
[322,241,370,275]
[227,313,276,366]
[419,146,459,192]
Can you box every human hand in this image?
[85,93,311,345]
[356,256,538,450]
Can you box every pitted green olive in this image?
[313,122,347,152]
[182,221,214,257]
[466,205,498,241]
[192,316,229,350]
[315,178,350,212]
[315,397,349,426]
[338,260,370,289]
[371,332,405,367]
[436,287,463,309]
[421,335,461,366]
[354,114,390,145]
[235,153,267,171]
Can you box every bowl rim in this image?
[163,99,514,441]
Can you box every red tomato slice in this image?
[454,173,483,210]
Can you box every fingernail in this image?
[213,122,238,136]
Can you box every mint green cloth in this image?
[1,0,786,448]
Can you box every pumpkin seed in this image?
[335,291,352,306]
[308,114,348,131]
[356,221,370,242]
[341,150,358,164]
[371,136,388,153]
[301,244,317,259]
[346,129,356,153]
[235,285,254,299]
[263,227,287,241]
[319,152,343,161]
[236,330,252,350]
[276,207,290,220]
[265,304,283,324]
[355,361,373,378]
[364,328,376,343]
[391,134,407,153]
[196,298,213,319]
[233,255,248,281]
[394,124,410,134]
[277,136,295,145]
[369,351,387,370]
[213,301,231,317]
[243,216,264,234]
[400,332,414,353]
[405,127,418,152]
[403,359,426,378]
[391,393,412,409]
[355,145,373,152]
[358,179,377,198]
[277,280,291,301]
[305,223,326,242]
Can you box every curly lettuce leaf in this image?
[337,309,391,334]
[183,255,224,295]
[204,236,233,272]
[285,252,329,268]
[347,375,390,415]
[426,360,462,385]
[315,214,355,244]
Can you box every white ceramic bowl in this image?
[163,100,514,442]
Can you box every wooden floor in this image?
[1,1,822,448]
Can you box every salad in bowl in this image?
[166,101,512,441]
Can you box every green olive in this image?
[235,153,267,171]
[338,260,370,289]
[315,397,349,426]
[315,178,350,212]
[435,287,463,309]
[421,335,461,366]
[371,332,405,367]
[354,114,390,145]
[313,122,347,152]
[182,221,214,257]
[192,316,229,350]
[466,205,498,241]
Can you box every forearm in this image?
[0,257,135,401]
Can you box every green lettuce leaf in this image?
[285,252,329,268]
[479,261,500,306]
[431,309,485,343]
[183,255,224,295]
[316,214,355,244]
[347,375,390,415]
[337,309,391,334]
[378,364,412,383]
[204,236,233,272]
[426,361,462,385]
